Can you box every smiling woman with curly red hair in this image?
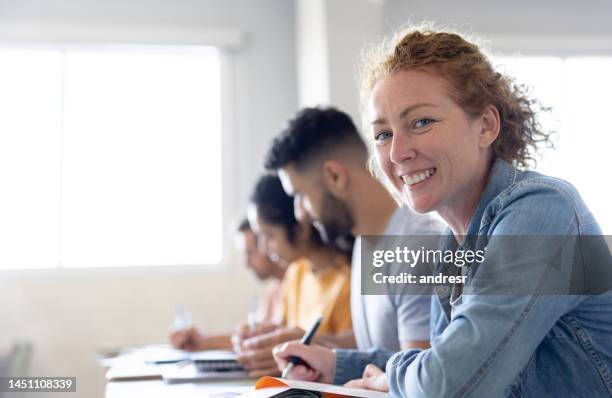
[355,27,612,398]
[274,27,612,398]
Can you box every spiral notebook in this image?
[191,351,245,372]
[161,363,249,384]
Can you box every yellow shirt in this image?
[280,257,352,334]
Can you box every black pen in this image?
[281,315,323,378]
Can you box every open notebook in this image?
[105,345,245,382]
[238,377,388,398]
[138,345,240,367]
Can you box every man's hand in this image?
[236,346,281,378]
[241,326,304,351]
[272,341,336,384]
[168,327,207,351]
[231,320,278,352]
[344,364,389,392]
[235,326,305,378]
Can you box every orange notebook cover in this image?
[237,376,388,398]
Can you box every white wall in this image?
[0,1,297,397]
[294,0,385,124]
[325,0,384,122]
[295,0,331,108]
[382,0,612,55]
[292,0,612,127]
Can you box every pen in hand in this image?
[173,305,193,331]
[281,315,323,378]
[172,305,193,349]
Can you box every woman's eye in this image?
[374,130,393,144]
[414,118,434,130]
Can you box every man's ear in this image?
[322,160,349,197]
[478,105,501,148]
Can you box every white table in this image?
[106,378,255,398]
[101,345,255,398]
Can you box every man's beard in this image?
[314,190,355,252]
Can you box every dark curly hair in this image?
[264,107,367,171]
[360,27,554,169]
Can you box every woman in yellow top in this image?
[235,174,353,378]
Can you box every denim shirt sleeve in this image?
[393,293,432,344]
[386,181,588,397]
[332,348,396,385]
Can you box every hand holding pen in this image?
[273,336,336,383]
[168,305,205,351]
[281,316,323,378]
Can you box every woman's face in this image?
[235,229,279,280]
[368,69,496,218]
[249,212,299,267]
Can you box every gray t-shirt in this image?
[351,207,442,350]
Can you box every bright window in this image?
[0,45,223,269]
[493,56,612,234]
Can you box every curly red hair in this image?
[360,28,553,169]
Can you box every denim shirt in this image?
[385,158,612,397]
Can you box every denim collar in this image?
[464,157,517,237]
[434,158,517,321]
[438,158,516,246]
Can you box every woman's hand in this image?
[344,364,389,392]
[168,326,207,351]
[272,341,336,383]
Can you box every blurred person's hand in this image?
[231,320,278,353]
[241,326,304,351]
[272,341,335,383]
[235,326,305,378]
[343,364,389,392]
[168,326,208,351]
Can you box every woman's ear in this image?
[478,105,501,148]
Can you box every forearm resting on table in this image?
[200,334,233,350]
